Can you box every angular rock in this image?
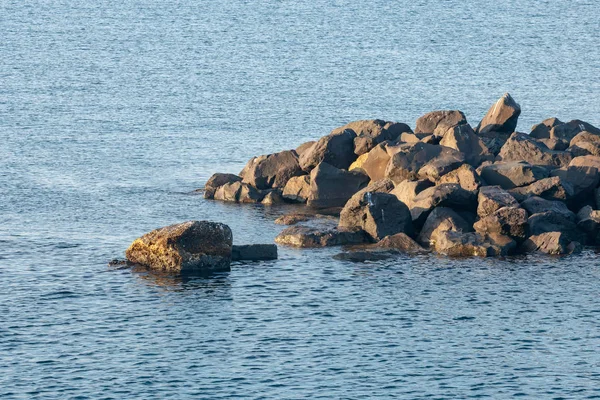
[439,124,492,166]
[282,175,311,203]
[418,207,472,247]
[437,164,482,191]
[296,141,316,157]
[434,231,515,257]
[414,110,467,136]
[390,179,434,207]
[349,153,369,171]
[214,181,264,203]
[576,206,600,244]
[479,161,549,189]
[332,119,411,155]
[527,211,584,243]
[241,150,303,189]
[261,190,285,205]
[299,129,357,171]
[376,233,425,253]
[476,93,521,134]
[550,119,600,142]
[477,186,519,218]
[550,165,599,196]
[509,176,574,202]
[360,143,393,181]
[232,244,278,261]
[204,173,242,199]
[520,232,580,255]
[569,155,600,170]
[417,155,464,182]
[400,132,430,143]
[339,191,414,242]
[497,132,572,167]
[274,226,368,247]
[307,162,369,208]
[521,196,575,222]
[410,183,477,225]
[569,131,600,156]
[384,142,465,183]
[538,138,569,151]
[126,221,233,273]
[473,206,528,241]
[529,117,564,139]
[477,131,511,156]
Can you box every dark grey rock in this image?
[232,244,278,261]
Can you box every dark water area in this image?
[2,0,600,398]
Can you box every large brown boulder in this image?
[439,124,492,166]
[479,161,548,189]
[339,192,414,241]
[390,179,434,207]
[550,165,599,197]
[520,196,575,222]
[214,181,264,203]
[241,150,303,190]
[409,183,477,225]
[549,120,600,142]
[359,143,394,181]
[569,155,600,169]
[126,221,233,273]
[509,176,574,202]
[418,207,472,247]
[568,131,600,156]
[476,93,521,134]
[299,129,357,171]
[414,110,467,136]
[332,119,411,155]
[384,142,465,183]
[473,206,528,241]
[497,132,572,167]
[376,233,425,253]
[527,211,584,243]
[520,232,581,255]
[282,175,311,203]
[274,226,367,247]
[477,186,519,218]
[437,164,482,191]
[307,162,369,208]
[434,231,516,257]
[203,173,242,199]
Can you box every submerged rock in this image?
[232,244,278,261]
[126,221,233,273]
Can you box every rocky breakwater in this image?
[125,221,277,274]
[203,93,600,257]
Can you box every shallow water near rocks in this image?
[2,0,600,398]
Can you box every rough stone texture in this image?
[296,141,316,157]
[376,233,425,252]
[414,110,468,137]
[478,131,511,156]
[509,176,574,202]
[437,164,481,191]
[261,190,285,205]
[331,119,411,155]
[232,244,278,261]
[473,206,528,241]
[282,175,311,203]
[527,211,584,243]
[569,155,600,170]
[476,93,521,134]
[299,129,357,171]
[214,181,264,203]
[400,132,430,143]
[241,150,303,190]
[307,162,369,208]
[569,131,600,157]
[479,161,549,189]
[477,186,519,218]
[409,183,477,225]
[390,179,434,207]
[521,196,576,222]
[497,132,572,167]
[434,231,516,257]
[339,192,414,241]
[204,173,242,199]
[520,232,579,255]
[274,226,368,247]
[576,206,600,244]
[417,155,464,182]
[550,165,599,197]
[384,142,465,183]
[439,124,492,166]
[349,153,369,171]
[126,221,233,273]
[418,207,472,247]
[359,143,393,181]
[538,138,569,151]
[529,117,564,139]
[549,120,600,142]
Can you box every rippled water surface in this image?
[2,0,600,398]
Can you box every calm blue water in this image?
[2,0,600,398]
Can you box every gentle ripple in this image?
[1,0,600,398]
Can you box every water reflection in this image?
[129,264,232,293]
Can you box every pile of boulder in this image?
[203,93,600,256]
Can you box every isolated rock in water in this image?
[437,164,482,191]
[498,132,572,167]
[410,183,477,225]
[359,143,393,181]
[520,232,580,255]
[214,181,264,203]
[307,162,369,208]
[241,150,303,190]
[339,191,414,242]
[390,179,434,207]
[527,211,584,243]
[274,226,367,247]
[299,129,357,171]
[550,120,600,142]
[478,131,511,156]
[331,119,411,155]
[473,206,528,241]
[521,196,576,222]
[550,165,599,196]
[434,231,515,257]
[418,207,472,247]
[376,233,425,253]
[509,176,574,202]
[204,173,242,199]
[232,244,278,261]
[414,110,467,136]
[477,186,519,218]
[529,117,564,139]
[296,141,316,157]
[479,161,548,189]
[568,131,600,156]
[126,221,233,273]
[476,93,521,134]
[577,206,600,244]
[282,175,311,203]
[569,155,600,170]
[261,190,285,205]
[439,124,492,166]
[384,142,465,183]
